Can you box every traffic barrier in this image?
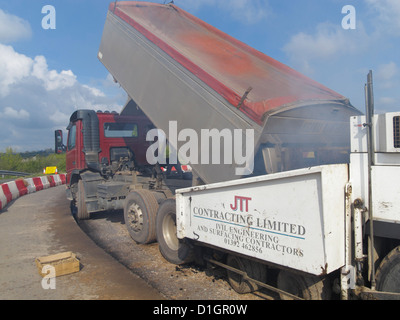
[14,179,28,197]
[5,181,18,201]
[40,176,50,189]
[52,175,62,186]
[24,178,37,193]
[0,184,11,210]
[1,183,12,203]
[0,174,66,211]
[32,177,43,191]
[48,175,56,187]
[160,165,192,173]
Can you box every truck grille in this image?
[394,116,400,148]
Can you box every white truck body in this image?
[177,164,348,276]
[176,113,400,279]
[350,113,400,224]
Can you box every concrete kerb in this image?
[0,174,67,211]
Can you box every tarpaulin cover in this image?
[110,1,350,124]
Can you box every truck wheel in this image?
[124,190,159,244]
[156,199,194,265]
[76,180,90,220]
[277,270,331,300]
[226,255,267,294]
[376,246,400,293]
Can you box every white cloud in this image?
[0,44,33,96]
[0,43,126,151]
[82,84,106,97]
[0,44,79,96]
[31,56,77,91]
[226,0,269,24]
[374,62,400,111]
[376,62,398,83]
[379,62,398,80]
[280,1,400,113]
[1,107,30,120]
[48,110,70,126]
[175,0,269,24]
[174,0,216,11]
[379,97,396,105]
[366,0,400,36]
[283,22,369,74]
[0,9,32,43]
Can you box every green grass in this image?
[0,147,66,176]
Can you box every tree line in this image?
[0,147,66,175]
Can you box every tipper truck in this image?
[93,1,400,299]
[61,106,160,220]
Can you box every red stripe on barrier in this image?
[32,177,43,191]
[15,179,28,196]
[60,174,66,184]
[1,184,12,203]
[48,176,55,187]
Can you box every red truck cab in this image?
[65,108,154,185]
[61,107,156,219]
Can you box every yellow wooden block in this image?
[35,252,80,277]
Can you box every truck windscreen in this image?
[104,123,138,138]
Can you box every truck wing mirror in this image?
[55,130,66,154]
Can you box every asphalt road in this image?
[0,184,275,301]
[0,185,163,300]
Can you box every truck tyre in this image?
[376,246,400,293]
[76,180,90,220]
[156,199,194,265]
[226,255,267,294]
[277,270,332,300]
[124,190,159,244]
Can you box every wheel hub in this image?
[127,203,143,232]
[162,213,179,250]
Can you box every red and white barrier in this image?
[0,174,66,211]
[24,178,37,194]
[160,165,192,173]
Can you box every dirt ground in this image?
[78,208,277,300]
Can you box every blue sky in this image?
[0,0,399,151]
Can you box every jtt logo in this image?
[230,196,252,213]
